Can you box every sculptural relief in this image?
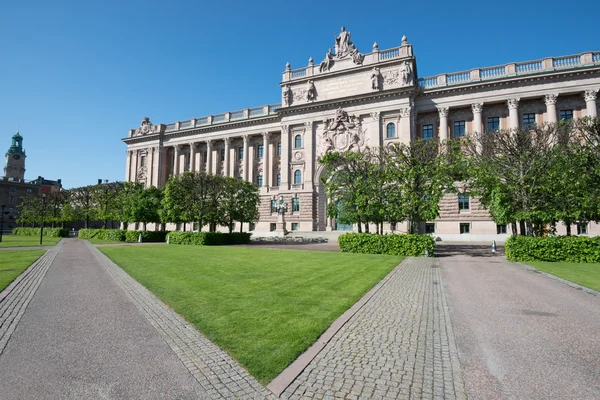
[293,89,307,102]
[399,61,414,86]
[283,85,292,106]
[317,107,366,157]
[383,70,399,85]
[134,117,157,136]
[319,49,334,72]
[371,67,382,91]
[330,26,365,66]
[334,26,351,59]
[136,166,147,182]
[307,80,317,101]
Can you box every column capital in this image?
[544,94,558,105]
[471,103,483,114]
[281,125,289,135]
[399,107,411,118]
[206,139,213,147]
[224,137,231,145]
[370,112,380,121]
[304,121,313,130]
[507,98,520,110]
[262,131,271,140]
[242,134,250,144]
[437,107,449,118]
[173,144,181,151]
[584,89,598,102]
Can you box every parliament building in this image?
[123,29,600,240]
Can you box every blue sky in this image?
[1,0,598,188]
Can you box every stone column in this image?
[125,150,132,182]
[173,145,180,176]
[507,98,520,129]
[399,108,411,143]
[147,147,154,187]
[262,132,270,188]
[224,137,231,177]
[471,103,483,134]
[280,126,289,190]
[206,140,213,175]
[132,150,138,181]
[303,122,313,187]
[584,90,598,118]
[189,142,196,172]
[545,94,558,123]
[242,135,249,181]
[437,107,448,140]
[152,146,161,186]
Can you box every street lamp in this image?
[0,203,6,243]
[39,194,48,246]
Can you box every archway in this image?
[314,164,354,232]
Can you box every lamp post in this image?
[0,203,6,243]
[275,194,288,236]
[39,194,47,246]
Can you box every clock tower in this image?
[4,131,26,180]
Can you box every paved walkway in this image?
[440,254,600,399]
[281,257,466,400]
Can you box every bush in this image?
[78,228,126,241]
[506,235,600,263]
[124,230,170,243]
[338,233,435,257]
[167,232,252,245]
[12,227,69,237]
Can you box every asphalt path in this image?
[441,253,600,399]
[0,239,207,399]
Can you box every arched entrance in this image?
[314,164,354,232]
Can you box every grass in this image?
[527,261,600,292]
[0,250,45,291]
[100,245,403,384]
[0,235,61,248]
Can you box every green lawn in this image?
[99,245,402,384]
[0,250,45,291]
[0,235,61,248]
[527,261,600,292]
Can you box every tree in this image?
[93,181,124,228]
[65,185,97,228]
[126,186,164,230]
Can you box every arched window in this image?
[294,135,302,148]
[294,170,302,185]
[386,123,396,138]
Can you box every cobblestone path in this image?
[281,257,466,400]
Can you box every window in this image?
[577,222,588,235]
[559,109,573,121]
[271,200,278,213]
[257,144,264,158]
[220,149,225,161]
[487,117,500,132]
[453,121,466,137]
[249,222,255,231]
[497,224,507,234]
[203,151,207,165]
[270,223,276,232]
[175,223,181,231]
[460,223,470,234]
[276,173,281,187]
[193,222,199,231]
[425,223,435,234]
[294,170,302,185]
[291,223,299,231]
[422,124,434,140]
[26,189,32,193]
[140,155,146,168]
[277,143,282,156]
[523,113,536,129]
[294,135,302,149]
[386,123,396,139]
[184,153,190,171]
[238,147,244,160]
[292,197,300,212]
[257,175,263,187]
[458,193,470,210]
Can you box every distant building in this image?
[0,131,61,231]
[123,28,600,240]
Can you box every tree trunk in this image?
[357,218,362,233]
[240,222,243,233]
[566,224,572,236]
[518,220,525,236]
[143,222,147,231]
[364,223,370,233]
[511,221,517,236]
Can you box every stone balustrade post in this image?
[542,58,553,70]
[545,94,558,123]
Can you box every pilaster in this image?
[399,108,412,144]
[262,132,270,190]
[303,122,314,186]
[368,112,380,148]
[125,150,132,182]
[243,135,249,181]
[280,126,290,190]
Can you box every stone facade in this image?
[122,29,600,240]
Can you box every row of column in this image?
[436,89,598,138]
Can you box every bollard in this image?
[425,249,429,258]
[138,233,142,243]
[166,234,170,245]
[492,240,496,253]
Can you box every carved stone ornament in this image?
[134,117,157,136]
[370,112,380,121]
[307,80,317,101]
[383,70,399,85]
[399,61,414,86]
[283,85,292,106]
[437,107,449,118]
[507,98,520,110]
[584,89,598,102]
[317,107,366,157]
[545,94,558,105]
[294,88,307,102]
[371,67,382,91]
[136,166,147,182]
[400,108,411,118]
[332,26,364,65]
[471,103,483,113]
[293,151,304,161]
[319,48,334,73]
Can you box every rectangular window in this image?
[577,222,588,235]
[257,144,264,158]
[453,121,466,137]
[390,222,397,232]
[559,109,573,121]
[270,223,276,232]
[140,155,146,168]
[249,222,255,231]
[238,147,244,161]
[523,113,536,129]
[271,200,277,213]
[291,223,299,231]
[276,173,281,187]
[292,197,300,212]
[487,117,500,132]
[277,143,282,156]
[460,223,470,234]
[425,223,435,234]
[458,193,470,210]
[497,224,507,234]
[220,149,225,162]
[193,222,199,231]
[176,223,181,231]
[422,124,434,140]
[257,175,263,187]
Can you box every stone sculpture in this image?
[307,81,316,101]
[318,107,365,156]
[371,67,382,90]
[400,61,413,86]
[334,26,350,59]
[134,117,155,136]
[283,85,292,106]
[319,48,334,72]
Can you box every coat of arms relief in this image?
[317,107,367,157]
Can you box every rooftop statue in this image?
[319,48,334,72]
[334,26,350,59]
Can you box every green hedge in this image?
[338,233,435,256]
[506,235,600,263]
[125,230,170,243]
[12,227,68,237]
[78,229,126,241]
[167,232,252,245]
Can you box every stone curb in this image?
[267,257,411,396]
[0,242,62,355]
[517,262,600,297]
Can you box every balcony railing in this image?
[418,51,600,90]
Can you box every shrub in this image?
[338,233,435,257]
[124,230,170,243]
[167,232,251,245]
[12,227,68,237]
[506,235,600,263]
[78,229,126,241]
